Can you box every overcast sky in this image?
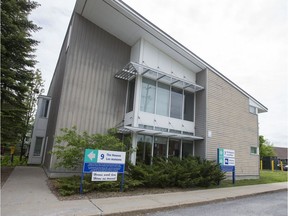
[29,0,287,148]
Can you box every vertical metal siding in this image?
[55,14,130,140]
[195,69,207,158]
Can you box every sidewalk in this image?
[1,167,287,216]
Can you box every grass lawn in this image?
[218,170,287,188]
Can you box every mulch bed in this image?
[47,178,195,201]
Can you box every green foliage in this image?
[52,127,128,170]
[1,155,28,167]
[259,135,276,159]
[128,157,225,188]
[53,156,225,196]
[1,0,42,146]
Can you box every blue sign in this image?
[83,162,125,173]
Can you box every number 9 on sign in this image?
[100,154,104,160]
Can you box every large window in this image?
[126,78,135,113]
[33,137,44,156]
[182,141,193,157]
[140,78,195,122]
[170,87,183,119]
[156,82,170,116]
[136,135,153,165]
[39,99,50,118]
[140,78,156,113]
[184,90,194,121]
[154,136,167,158]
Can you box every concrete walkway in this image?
[1,167,287,216]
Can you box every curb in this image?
[103,188,287,216]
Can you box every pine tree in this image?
[1,0,41,146]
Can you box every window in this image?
[249,106,257,114]
[182,141,193,157]
[156,82,170,116]
[184,91,194,121]
[33,137,44,156]
[140,78,195,122]
[126,78,135,113]
[168,139,180,157]
[170,87,183,119]
[250,146,258,155]
[39,99,50,118]
[140,78,156,113]
[154,137,167,158]
[137,135,153,165]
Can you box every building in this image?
[273,147,288,165]
[28,0,267,179]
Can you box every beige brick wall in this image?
[206,70,259,177]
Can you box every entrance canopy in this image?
[118,126,203,141]
[115,62,204,93]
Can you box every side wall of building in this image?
[194,69,207,158]
[206,70,259,178]
[45,13,131,175]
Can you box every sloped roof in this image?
[74,0,267,112]
[273,147,288,159]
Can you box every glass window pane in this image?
[137,135,153,165]
[33,137,43,156]
[182,141,193,158]
[169,140,180,158]
[184,91,194,121]
[154,136,167,158]
[156,82,170,116]
[126,78,135,113]
[170,87,183,119]
[39,99,49,118]
[140,78,156,113]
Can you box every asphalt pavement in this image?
[1,166,287,216]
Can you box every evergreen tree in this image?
[1,0,41,146]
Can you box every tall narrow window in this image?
[184,91,194,121]
[126,78,135,113]
[156,82,170,116]
[140,78,156,113]
[170,87,183,119]
[39,99,50,118]
[33,137,43,156]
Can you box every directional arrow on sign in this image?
[88,151,96,161]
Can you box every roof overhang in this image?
[115,62,204,92]
[74,0,206,73]
[118,126,204,141]
[74,0,268,113]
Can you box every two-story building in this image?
[28,0,267,179]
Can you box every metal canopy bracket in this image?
[118,126,204,141]
[115,62,204,92]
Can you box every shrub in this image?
[52,127,129,170]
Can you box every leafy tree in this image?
[52,127,129,170]
[1,0,41,146]
[259,135,276,159]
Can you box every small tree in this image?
[52,127,128,170]
[259,135,276,159]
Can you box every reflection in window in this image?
[168,139,180,157]
[154,136,167,158]
[140,78,156,113]
[33,137,43,156]
[170,87,183,119]
[182,141,193,157]
[39,99,50,118]
[126,78,135,113]
[184,91,194,121]
[156,82,170,116]
[136,135,153,165]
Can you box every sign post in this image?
[80,149,126,194]
[217,148,235,184]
